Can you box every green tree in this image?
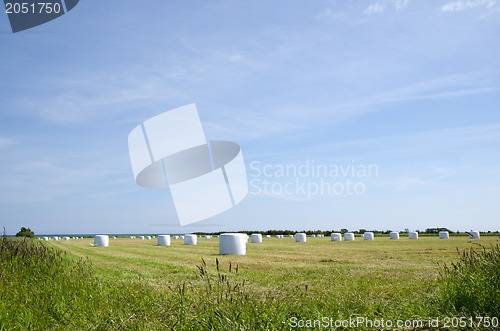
[15,227,34,238]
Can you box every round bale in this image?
[94,235,109,247]
[184,234,197,245]
[251,234,262,243]
[331,233,342,241]
[344,233,355,241]
[157,235,171,246]
[219,233,247,255]
[390,232,399,240]
[295,233,307,242]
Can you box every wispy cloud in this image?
[365,3,385,14]
[0,137,15,149]
[440,0,495,12]
[365,0,410,14]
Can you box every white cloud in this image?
[0,137,15,149]
[365,0,409,14]
[394,0,410,10]
[440,0,496,12]
[365,3,385,14]
[228,53,245,63]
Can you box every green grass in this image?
[2,234,499,330]
[439,242,500,316]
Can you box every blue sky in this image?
[1,0,499,235]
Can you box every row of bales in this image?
[85,230,481,254]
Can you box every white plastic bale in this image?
[205,235,211,239]
[331,233,342,241]
[289,235,294,238]
[113,236,117,240]
[63,237,70,241]
[43,237,49,241]
[157,235,171,246]
[180,235,185,239]
[251,234,262,243]
[53,237,59,241]
[295,233,307,242]
[311,234,316,238]
[364,232,374,240]
[390,232,399,240]
[439,231,449,239]
[409,231,418,239]
[94,235,109,247]
[469,231,480,239]
[266,235,271,239]
[173,235,179,239]
[344,233,355,241]
[140,236,145,240]
[219,233,247,255]
[184,234,197,245]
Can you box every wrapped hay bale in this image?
[219,233,247,255]
[469,231,480,239]
[295,233,307,242]
[157,235,171,246]
[94,235,109,247]
[439,231,449,239]
[409,231,418,239]
[251,234,262,243]
[331,233,342,241]
[184,234,197,245]
[344,233,355,241]
[364,232,374,241]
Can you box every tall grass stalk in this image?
[439,242,500,316]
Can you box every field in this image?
[2,234,499,330]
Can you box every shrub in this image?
[15,226,34,238]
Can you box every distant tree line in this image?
[193,228,499,236]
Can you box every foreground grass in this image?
[440,242,500,317]
[2,234,499,330]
